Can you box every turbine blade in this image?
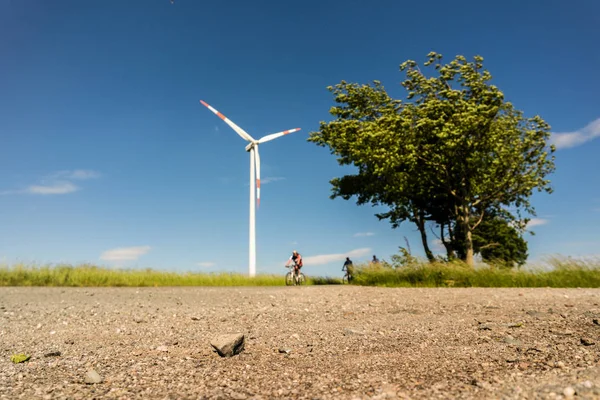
[254,146,261,208]
[257,128,301,144]
[199,100,255,142]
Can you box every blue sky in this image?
[1,0,599,276]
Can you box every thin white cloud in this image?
[304,247,371,266]
[431,238,445,252]
[261,176,285,184]
[100,246,151,261]
[526,218,549,228]
[51,169,101,180]
[353,232,374,237]
[26,182,78,195]
[551,118,600,149]
[1,169,100,196]
[197,261,216,268]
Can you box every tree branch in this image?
[470,209,485,231]
[479,242,500,250]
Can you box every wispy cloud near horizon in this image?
[431,238,445,252]
[551,118,600,149]
[526,218,549,229]
[353,232,374,237]
[197,261,216,268]
[0,169,101,196]
[304,247,371,266]
[100,245,151,261]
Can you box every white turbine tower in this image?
[200,100,301,277]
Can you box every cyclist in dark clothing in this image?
[342,257,354,282]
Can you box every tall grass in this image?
[351,256,600,288]
[1,257,598,288]
[0,263,288,287]
[0,263,344,287]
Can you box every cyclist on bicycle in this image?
[342,257,353,282]
[289,250,303,274]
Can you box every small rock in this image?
[343,328,366,336]
[582,381,593,389]
[517,362,529,370]
[478,324,492,331]
[229,392,247,400]
[563,386,575,397]
[84,369,103,384]
[580,338,595,346]
[291,333,300,340]
[210,333,245,357]
[156,345,169,352]
[503,336,522,346]
[44,351,61,357]
[191,316,200,321]
[593,319,599,326]
[133,317,145,323]
[556,361,566,369]
[525,310,545,318]
[64,339,74,345]
[508,322,522,328]
[278,348,291,354]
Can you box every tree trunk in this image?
[441,222,455,260]
[465,228,474,267]
[416,210,435,262]
[459,205,475,267]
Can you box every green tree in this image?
[308,52,556,266]
[451,212,529,267]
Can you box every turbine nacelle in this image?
[245,142,258,152]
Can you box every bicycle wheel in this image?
[342,274,348,284]
[285,271,294,286]
[297,273,305,285]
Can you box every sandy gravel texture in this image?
[1,286,599,399]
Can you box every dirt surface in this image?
[1,286,599,399]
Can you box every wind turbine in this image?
[199,100,301,277]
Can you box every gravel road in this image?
[1,286,599,399]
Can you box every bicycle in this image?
[341,267,352,284]
[285,261,305,286]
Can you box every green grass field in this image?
[0,257,598,288]
[349,256,600,288]
[0,263,342,287]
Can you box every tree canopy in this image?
[308,52,556,267]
